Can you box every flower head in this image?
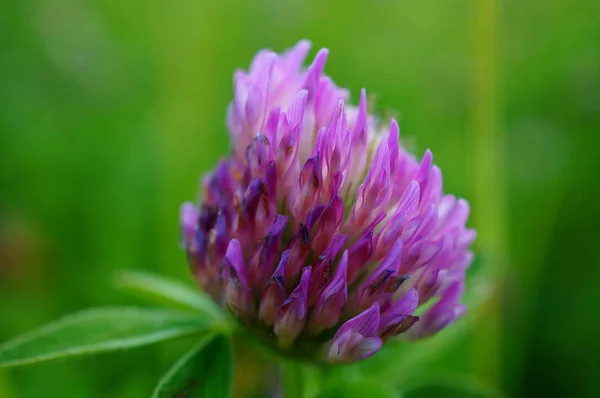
[181,40,475,363]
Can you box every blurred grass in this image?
[468,0,504,386]
[1,0,599,397]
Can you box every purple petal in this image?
[284,206,324,287]
[419,165,443,212]
[354,238,403,312]
[373,181,419,261]
[351,88,368,144]
[285,89,308,130]
[342,89,369,197]
[349,139,391,230]
[248,215,288,290]
[282,40,311,72]
[387,119,400,175]
[221,239,251,318]
[246,133,273,176]
[274,266,312,347]
[309,250,348,334]
[378,289,419,339]
[291,156,322,222]
[213,211,230,263]
[180,202,198,251]
[240,178,264,228]
[346,230,374,284]
[334,302,380,339]
[327,303,382,363]
[349,336,382,361]
[259,250,289,326]
[409,281,466,338]
[309,234,348,306]
[414,149,433,200]
[276,124,300,191]
[244,82,264,127]
[395,180,421,219]
[416,266,445,303]
[312,195,344,254]
[262,107,281,145]
[401,238,443,274]
[302,49,329,101]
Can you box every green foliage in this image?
[280,361,320,398]
[1,0,599,396]
[0,307,209,368]
[316,380,399,398]
[400,371,506,398]
[152,334,233,398]
[0,277,235,397]
[114,269,227,323]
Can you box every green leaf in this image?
[0,307,210,368]
[114,270,226,322]
[280,362,305,398]
[152,334,233,398]
[401,371,507,398]
[317,380,399,398]
[280,361,321,398]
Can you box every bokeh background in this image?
[1,0,599,397]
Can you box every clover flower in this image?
[181,40,475,363]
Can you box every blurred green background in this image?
[1,0,599,397]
